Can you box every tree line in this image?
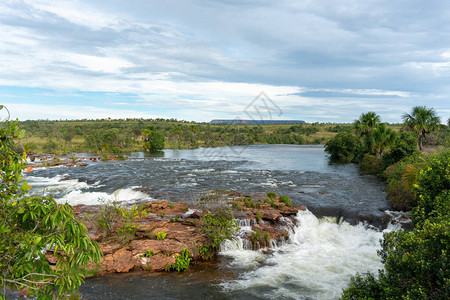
[325,106,449,299]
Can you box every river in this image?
[25,145,395,299]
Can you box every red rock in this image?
[130,239,188,257]
[146,253,176,272]
[260,210,282,222]
[99,242,123,255]
[112,248,134,273]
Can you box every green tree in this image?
[402,106,441,151]
[353,112,381,137]
[370,123,397,157]
[341,150,450,299]
[324,132,361,162]
[412,150,450,227]
[143,130,165,152]
[0,114,101,299]
[382,131,419,167]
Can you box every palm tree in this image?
[402,106,441,151]
[370,123,397,156]
[353,112,381,137]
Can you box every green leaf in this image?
[21,181,29,192]
[18,130,26,139]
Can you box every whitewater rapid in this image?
[220,210,397,299]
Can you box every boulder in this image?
[146,254,176,272]
[112,248,134,273]
[260,210,282,222]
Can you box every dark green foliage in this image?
[359,153,383,175]
[342,150,450,300]
[382,154,424,211]
[402,106,441,151]
[0,118,102,299]
[412,150,450,227]
[328,125,351,133]
[324,132,361,162]
[342,219,450,300]
[382,131,419,167]
[340,272,385,300]
[368,123,397,157]
[278,195,293,207]
[143,130,165,152]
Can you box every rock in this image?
[130,239,188,257]
[260,210,282,222]
[297,205,307,211]
[100,242,123,255]
[146,253,176,272]
[112,248,134,273]
[101,254,114,273]
[280,207,298,216]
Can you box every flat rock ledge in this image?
[47,198,306,275]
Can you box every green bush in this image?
[278,195,293,207]
[266,191,277,199]
[202,207,239,250]
[143,130,165,152]
[342,150,450,300]
[93,200,122,237]
[156,231,167,240]
[324,132,361,162]
[170,248,192,272]
[412,150,450,227]
[359,153,383,175]
[382,131,419,167]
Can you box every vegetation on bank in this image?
[18,118,361,155]
[0,112,102,299]
[325,107,449,299]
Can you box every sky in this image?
[0,0,449,123]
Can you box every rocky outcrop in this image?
[46,197,306,275]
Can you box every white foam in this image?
[57,187,151,206]
[220,210,392,299]
[26,175,89,195]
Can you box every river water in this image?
[25,145,395,299]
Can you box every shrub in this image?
[266,191,277,199]
[382,131,419,167]
[170,248,192,272]
[324,132,361,162]
[342,219,450,299]
[202,207,239,250]
[412,150,450,227]
[278,195,293,207]
[156,231,167,240]
[255,211,262,223]
[359,153,383,175]
[93,200,122,238]
[143,250,157,257]
[244,197,256,208]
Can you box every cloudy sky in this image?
[1,0,449,122]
